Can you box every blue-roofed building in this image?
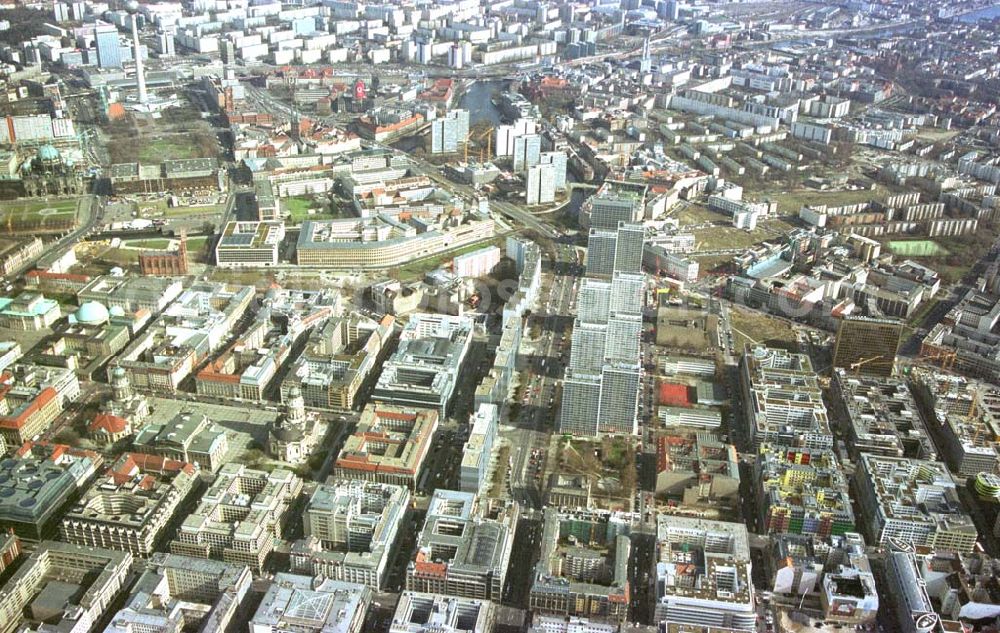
[0,293,61,331]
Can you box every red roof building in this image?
[658,381,693,407]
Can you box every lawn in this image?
[164,204,222,217]
[0,197,78,218]
[674,203,724,226]
[126,238,171,249]
[284,195,353,223]
[887,240,949,257]
[759,187,881,214]
[394,238,503,280]
[186,236,210,250]
[729,308,799,352]
[137,135,204,163]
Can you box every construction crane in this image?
[464,126,493,165]
[849,355,885,375]
[919,347,957,371]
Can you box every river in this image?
[958,4,1000,22]
[459,80,507,126]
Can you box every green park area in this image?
[394,239,503,280]
[887,240,949,257]
[284,195,353,223]
[0,197,78,220]
[137,135,204,164]
[126,238,171,249]
[729,308,799,352]
[762,188,879,214]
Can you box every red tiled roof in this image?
[89,413,129,435]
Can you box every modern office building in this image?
[560,273,644,436]
[61,453,199,556]
[494,118,536,157]
[654,515,756,631]
[0,442,102,541]
[105,553,252,633]
[885,547,941,633]
[531,508,633,622]
[431,109,469,154]
[453,245,501,278]
[755,444,855,538]
[291,480,410,589]
[215,220,285,267]
[739,345,833,450]
[832,316,902,378]
[540,150,568,190]
[830,370,936,460]
[655,431,740,504]
[250,574,371,633]
[406,490,517,602]
[170,463,303,572]
[95,23,123,68]
[586,229,618,277]
[0,541,132,633]
[526,162,555,205]
[460,403,498,494]
[77,274,183,315]
[613,222,645,274]
[390,592,495,633]
[853,454,977,553]
[282,314,396,411]
[373,313,474,417]
[769,532,878,624]
[295,215,494,270]
[586,222,644,277]
[512,133,541,173]
[334,404,438,489]
[910,369,1000,477]
[114,283,255,393]
[584,180,645,230]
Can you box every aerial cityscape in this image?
[0,0,997,632]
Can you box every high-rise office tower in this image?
[525,163,555,205]
[586,222,645,277]
[613,222,645,274]
[588,185,643,230]
[586,229,618,277]
[430,109,469,154]
[512,133,541,173]
[494,119,536,157]
[539,151,568,190]
[95,24,122,69]
[832,317,902,378]
[610,272,645,316]
[570,322,609,374]
[560,373,603,436]
[578,278,611,324]
[559,271,645,436]
[605,313,642,365]
[599,364,641,435]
